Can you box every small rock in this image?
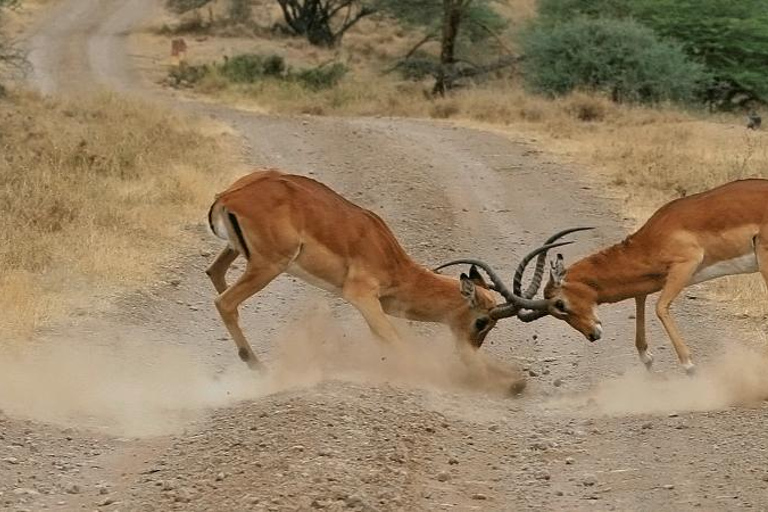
[668,412,679,418]
[528,369,538,377]
[663,484,675,490]
[215,472,225,481]
[535,469,551,481]
[291,445,306,452]
[583,474,598,487]
[641,422,653,430]
[3,457,18,464]
[436,471,450,482]
[344,494,364,507]
[200,250,212,257]
[161,480,176,491]
[448,457,459,465]
[553,378,564,387]
[65,483,81,494]
[169,278,181,287]
[565,457,575,465]
[471,493,488,500]
[98,497,115,506]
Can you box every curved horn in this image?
[517,309,550,322]
[434,241,573,311]
[514,227,595,298]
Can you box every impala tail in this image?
[207,199,250,259]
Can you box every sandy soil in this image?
[3,1,768,511]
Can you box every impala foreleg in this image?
[206,246,239,294]
[343,282,402,347]
[214,258,285,370]
[655,261,699,375]
[634,295,653,370]
[754,233,768,304]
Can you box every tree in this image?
[520,17,709,105]
[276,0,376,47]
[537,0,768,106]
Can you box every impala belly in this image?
[286,261,342,294]
[690,253,758,285]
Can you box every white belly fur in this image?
[690,253,759,285]
[286,262,341,294]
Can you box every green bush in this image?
[536,0,768,105]
[520,17,709,105]
[166,53,346,91]
[218,54,286,82]
[293,63,347,90]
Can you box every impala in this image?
[442,179,768,375]
[205,169,574,373]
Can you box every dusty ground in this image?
[3,1,768,511]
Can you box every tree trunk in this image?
[433,0,466,96]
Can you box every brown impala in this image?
[206,169,580,371]
[441,179,768,375]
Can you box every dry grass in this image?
[0,90,239,337]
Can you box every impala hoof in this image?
[509,377,527,396]
[640,351,654,370]
[683,362,696,377]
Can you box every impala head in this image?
[543,253,602,342]
[453,266,500,348]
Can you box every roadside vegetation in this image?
[0,91,237,337]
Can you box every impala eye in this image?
[475,317,490,331]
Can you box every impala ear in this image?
[468,265,489,289]
[460,273,479,307]
[549,253,567,287]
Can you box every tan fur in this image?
[206,169,501,370]
[544,179,768,373]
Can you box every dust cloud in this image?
[0,304,524,437]
[544,343,768,417]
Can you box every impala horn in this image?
[515,227,595,298]
[433,241,574,318]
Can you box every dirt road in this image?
[3,1,768,510]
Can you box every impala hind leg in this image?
[206,246,239,294]
[635,295,654,370]
[754,234,768,308]
[214,258,286,370]
[655,260,700,375]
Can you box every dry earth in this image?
[2,1,768,511]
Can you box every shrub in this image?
[537,0,768,106]
[520,17,710,105]
[218,54,286,82]
[293,62,347,90]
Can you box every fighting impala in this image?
[441,179,768,375]
[205,169,575,376]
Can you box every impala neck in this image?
[387,265,468,323]
[567,237,665,304]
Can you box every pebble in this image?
[471,493,488,500]
[436,471,450,482]
[535,469,551,481]
[448,457,459,465]
[553,378,564,387]
[663,484,675,490]
[99,497,115,506]
[583,474,598,486]
[565,457,575,465]
[65,483,81,494]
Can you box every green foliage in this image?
[395,55,439,81]
[536,0,768,104]
[167,53,346,91]
[520,17,709,105]
[293,62,347,90]
[219,54,286,82]
[374,0,507,43]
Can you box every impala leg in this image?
[343,282,402,347]
[206,246,239,294]
[214,258,285,371]
[754,234,768,298]
[635,294,654,370]
[655,261,700,376]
